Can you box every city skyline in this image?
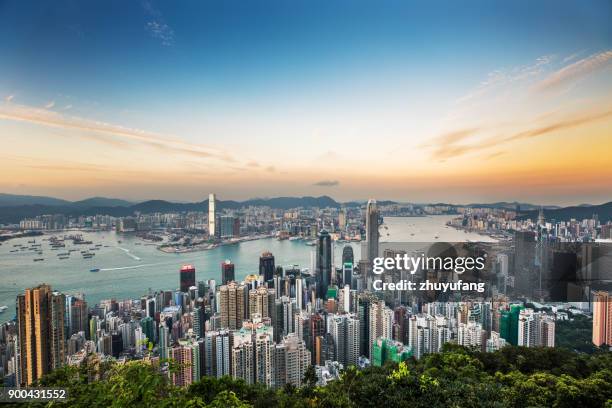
[1,1,612,205]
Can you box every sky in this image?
[0,0,611,205]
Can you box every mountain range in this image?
[0,193,609,224]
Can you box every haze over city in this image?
[1,0,611,205]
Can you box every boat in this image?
[90,268,100,272]
[33,258,44,262]
[0,306,8,313]
[59,256,69,260]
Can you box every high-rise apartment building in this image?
[219,282,247,330]
[16,284,65,386]
[592,291,612,346]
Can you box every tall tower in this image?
[593,291,612,346]
[316,230,332,299]
[259,252,275,283]
[17,284,65,386]
[221,260,235,285]
[365,199,379,263]
[180,264,196,293]
[208,193,216,239]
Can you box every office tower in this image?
[342,262,354,289]
[514,231,536,296]
[249,286,270,320]
[180,264,196,293]
[219,282,247,330]
[259,252,275,283]
[221,260,235,285]
[70,299,88,338]
[16,284,65,386]
[328,313,360,367]
[365,199,379,263]
[220,215,238,239]
[316,230,332,299]
[336,208,346,231]
[342,245,354,266]
[457,322,484,350]
[295,277,304,310]
[208,193,216,238]
[592,291,612,346]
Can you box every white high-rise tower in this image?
[208,193,216,238]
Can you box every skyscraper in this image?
[316,230,332,299]
[221,260,235,285]
[365,199,379,263]
[259,251,275,283]
[219,281,247,330]
[592,291,612,346]
[208,193,216,239]
[17,284,65,386]
[180,264,196,293]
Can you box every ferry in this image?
[90,268,100,272]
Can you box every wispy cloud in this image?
[0,102,234,162]
[142,1,174,46]
[146,21,174,46]
[457,55,554,104]
[428,108,612,160]
[5,95,14,102]
[535,50,612,91]
[314,180,340,187]
[44,100,55,109]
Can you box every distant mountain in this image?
[0,195,344,224]
[464,202,561,210]
[0,193,72,207]
[72,197,134,208]
[518,201,612,222]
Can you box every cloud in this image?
[44,101,55,109]
[265,165,276,172]
[64,104,73,110]
[246,161,260,168]
[5,95,14,102]
[142,1,174,46]
[535,50,612,91]
[503,109,612,142]
[427,108,612,160]
[314,180,340,187]
[457,55,553,104]
[0,102,234,162]
[146,21,174,46]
